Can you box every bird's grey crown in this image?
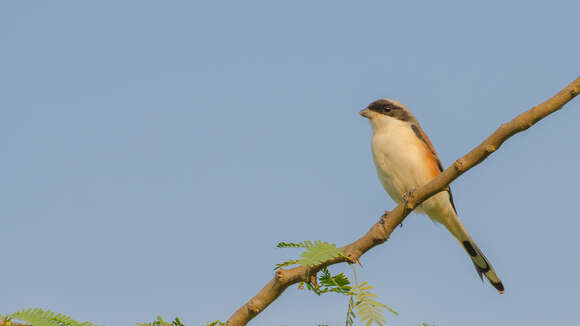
[367,98,417,123]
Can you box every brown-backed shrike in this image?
[360,99,504,293]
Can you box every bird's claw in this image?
[402,189,415,202]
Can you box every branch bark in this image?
[225,76,580,326]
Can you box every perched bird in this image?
[360,99,504,293]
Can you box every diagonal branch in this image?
[224,76,580,326]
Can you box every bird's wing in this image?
[410,123,457,213]
[410,124,442,170]
[411,124,503,293]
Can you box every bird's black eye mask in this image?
[367,100,413,122]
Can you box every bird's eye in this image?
[383,105,391,113]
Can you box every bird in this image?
[359,98,504,293]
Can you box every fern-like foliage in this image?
[275,240,342,270]
[275,241,307,270]
[345,296,356,326]
[276,240,396,325]
[299,266,351,296]
[3,308,100,326]
[298,241,341,267]
[318,267,351,295]
[274,259,300,270]
[204,321,224,326]
[349,282,398,326]
[135,316,188,326]
[276,241,307,248]
[172,318,185,326]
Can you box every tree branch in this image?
[225,76,580,326]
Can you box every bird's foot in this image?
[402,188,418,211]
[402,189,414,202]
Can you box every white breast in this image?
[370,119,435,206]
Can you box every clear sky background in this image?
[2,1,579,326]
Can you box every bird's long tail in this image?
[446,216,504,293]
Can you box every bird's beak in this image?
[359,108,372,119]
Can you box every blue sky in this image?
[1,1,579,325]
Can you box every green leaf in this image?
[171,317,185,326]
[318,267,351,295]
[347,275,398,326]
[345,296,356,326]
[6,308,102,326]
[276,241,307,248]
[298,241,341,267]
[205,320,225,326]
[274,259,300,270]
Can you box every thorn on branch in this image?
[485,144,496,153]
[348,254,363,267]
[342,249,362,266]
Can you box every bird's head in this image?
[359,98,417,132]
